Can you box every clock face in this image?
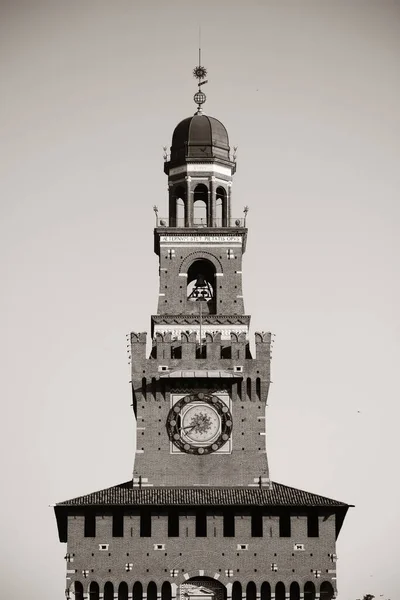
[166,392,233,455]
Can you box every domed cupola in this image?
[161,62,241,229]
[170,114,230,163]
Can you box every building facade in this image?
[55,67,349,600]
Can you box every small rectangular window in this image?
[168,511,179,537]
[140,510,152,537]
[99,544,109,551]
[195,510,207,537]
[223,511,235,537]
[84,513,96,538]
[237,543,248,550]
[307,513,319,537]
[251,512,263,537]
[112,512,124,537]
[279,514,291,537]
[153,543,165,550]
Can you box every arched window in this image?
[89,581,100,600]
[119,582,129,600]
[133,582,143,600]
[193,184,208,226]
[176,198,185,226]
[142,377,147,401]
[147,582,157,600]
[320,582,334,600]
[246,582,256,600]
[290,582,300,600]
[304,582,316,600]
[216,186,227,226]
[275,582,285,600]
[152,376,157,401]
[260,583,271,600]
[232,582,242,600]
[161,582,172,600]
[104,582,114,600]
[74,582,84,600]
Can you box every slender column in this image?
[185,176,192,227]
[227,181,232,226]
[168,184,176,227]
[210,176,216,226]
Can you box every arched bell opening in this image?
[187,258,216,314]
[89,581,100,600]
[304,582,316,600]
[119,582,129,600]
[104,582,114,600]
[320,582,335,600]
[180,577,227,600]
[290,582,300,600]
[216,186,227,227]
[171,185,185,227]
[193,184,209,227]
[260,582,271,600]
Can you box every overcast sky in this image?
[1,1,399,598]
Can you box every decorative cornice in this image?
[152,314,251,326]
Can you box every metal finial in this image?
[193,29,208,114]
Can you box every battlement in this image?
[130,331,271,363]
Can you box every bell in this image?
[194,274,206,288]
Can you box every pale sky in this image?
[1,1,399,599]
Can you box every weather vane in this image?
[193,29,208,113]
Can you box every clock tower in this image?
[55,65,350,600]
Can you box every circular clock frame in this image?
[166,392,233,455]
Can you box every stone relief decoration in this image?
[153,314,250,325]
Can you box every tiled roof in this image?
[56,481,349,508]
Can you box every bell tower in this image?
[130,65,271,489]
[55,62,349,600]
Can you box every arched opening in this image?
[147,582,157,600]
[89,581,100,600]
[256,377,261,401]
[275,582,285,600]
[187,258,216,314]
[133,582,143,600]
[104,582,114,600]
[246,582,256,600]
[119,582,129,600]
[304,582,316,600]
[232,581,242,600]
[216,187,227,226]
[174,186,185,227]
[162,582,172,600]
[320,582,334,600]
[260,583,271,600]
[182,577,227,600]
[193,184,209,226]
[74,582,84,600]
[290,582,300,600]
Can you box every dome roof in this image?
[170,114,230,162]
